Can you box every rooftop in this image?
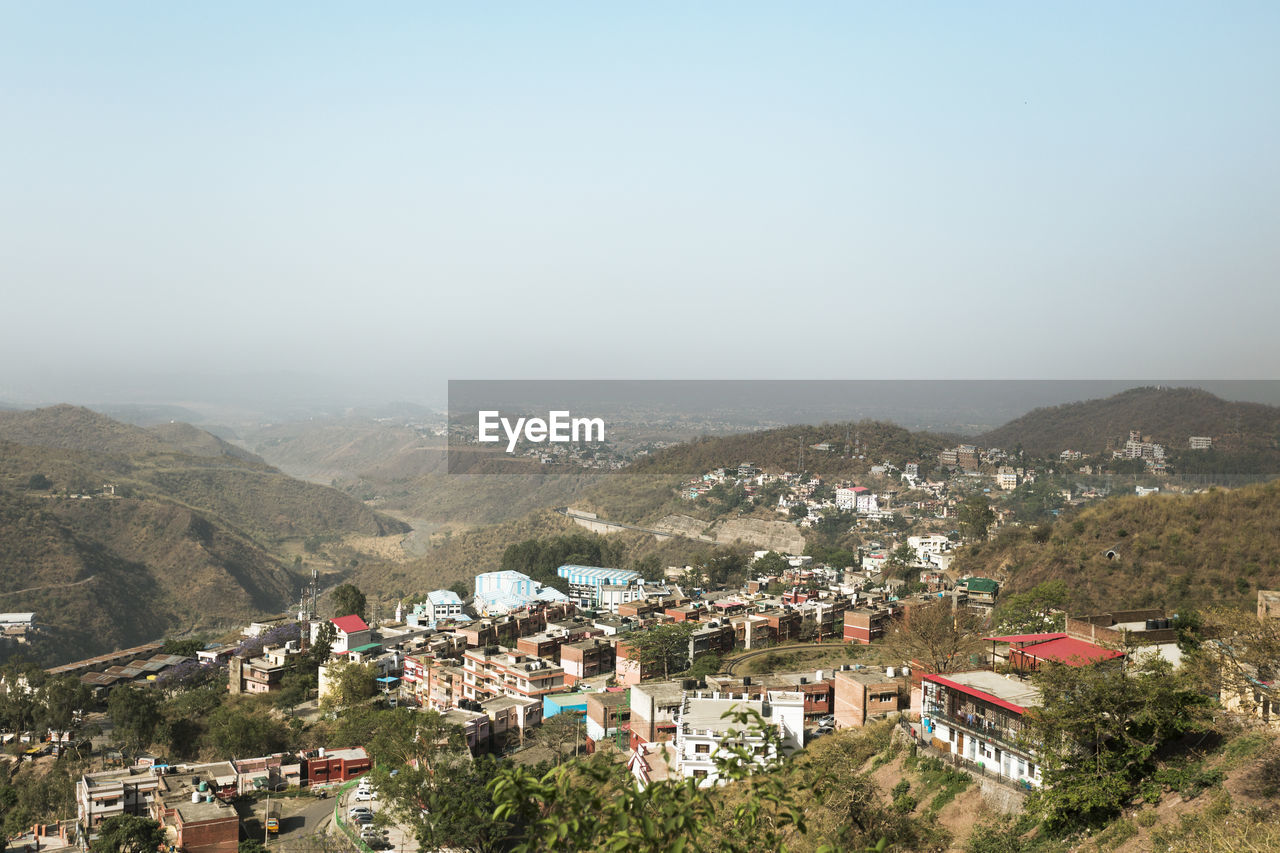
[332,615,370,634]
[682,696,765,734]
[1015,637,1124,667]
[926,671,1042,712]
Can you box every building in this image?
[628,680,687,750]
[482,695,542,744]
[843,608,890,644]
[462,646,566,703]
[556,565,642,609]
[442,708,492,751]
[835,488,858,511]
[704,672,834,721]
[228,641,305,695]
[543,691,589,720]
[561,638,615,686]
[959,577,1000,607]
[1258,590,1280,621]
[1003,635,1125,672]
[407,590,467,629]
[310,615,372,655]
[919,672,1042,788]
[585,690,631,752]
[1065,610,1178,646]
[833,667,908,728]
[302,747,370,787]
[473,571,570,616]
[672,690,805,787]
[996,467,1018,490]
[1189,436,1213,450]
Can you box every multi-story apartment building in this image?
[673,690,805,787]
[628,680,687,750]
[556,565,642,609]
[560,637,615,686]
[462,646,566,703]
[843,608,890,644]
[407,589,467,629]
[920,671,1043,788]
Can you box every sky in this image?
[3,3,1279,408]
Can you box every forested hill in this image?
[952,479,1280,615]
[633,420,953,478]
[976,387,1280,457]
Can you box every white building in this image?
[996,467,1018,491]
[407,590,467,629]
[673,690,805,787]
[835,488,858,511]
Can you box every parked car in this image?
[348,806,373,818]
[354,790,376,802]
[817,715,835,728]
[352,813,375,826]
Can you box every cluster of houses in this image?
[75,746,371,853]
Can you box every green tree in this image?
[330,584,367,620]
[448,580,472,601]
[489,707,808,853]
[26,473,52,490]
[991,580,1069,635]
[90,815,166,853]
[1023,656,1211,831]
[205,702,291,757]
[623,622,695,681]
[957,495,995,540]
[306,620,336,670]
[107,684,162,759]
[324,660,377,708]
[752,551,790,577]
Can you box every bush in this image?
[1135,809,1157,828]
[892,793,917,814]
[891,780,911,798]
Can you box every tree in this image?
[331,584,367,620]
[881,600,985,674]
[357,708,513,853]
[752,551,789,577]
[624,622,694,681]
[489,707,809,853]
[91,815,166,853]
[533,711,584,764]
[448,580,471,601]
[26,473,52,490]
[306,620,336,670]
[205,702,291,757]
[107,684,162,759]
[991,580,1069,635]
[957,495,995,540]
[1023,655,1211,831]
[1197,605,1280,718]
[324,660,377,708]
[38,674,91,732]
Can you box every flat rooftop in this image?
[930,671,1042,710]
[682,697,765,734]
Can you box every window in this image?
[695,743,710,754]
[693,770,708,779]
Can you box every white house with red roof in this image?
[311,615,373,655]
[919,671,1043,788]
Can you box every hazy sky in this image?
[3,3,1278,406]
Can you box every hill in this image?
[0,489,301,665]
[635,420,952,478]
[952,479,1280,614]
[977,386,1280,457]
[0,407,413,665]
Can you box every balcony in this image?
[923,705,1027,756]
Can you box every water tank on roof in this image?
[198,781,208,792]
[742,676,751,687]
[1145,619,1158,630]
[902,667,910,677]
[886,667,896,678]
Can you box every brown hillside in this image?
[953,480,1280,614]
[977,387,1280,456]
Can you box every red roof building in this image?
[1008,637,1124,670]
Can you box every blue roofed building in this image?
[557,565,642,608]
[474,571,569,616]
